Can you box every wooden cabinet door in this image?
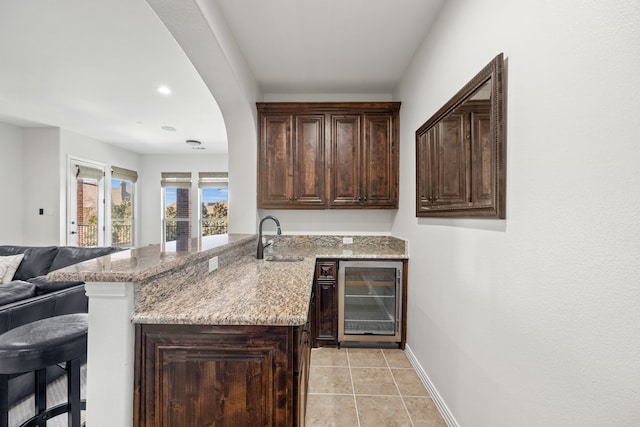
[470,108,493,208]
[314,261,338,347]
[417,111,468,213]
[416,129,433,213]
[433,110,469,208]
[293,114,326,206]
[328,114,361,207]
[293,325,311,426]
[362,113,398,207]
[258,114,294,208]
[135,324,292,427]
[316,281,337,345]
[329,112,399,208]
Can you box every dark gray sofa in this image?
[0,245,123,406]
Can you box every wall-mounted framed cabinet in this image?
[257,102,400,210]
[416,53,506,218]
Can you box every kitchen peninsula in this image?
[48,234,408,426]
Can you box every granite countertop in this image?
[49,234,408,328]
[132,254,318,326]
[47,234,256,283]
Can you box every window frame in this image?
[110,166,138,247]
[198,172,229,237]
[161,172,193,243]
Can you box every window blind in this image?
[161,172,192,188]
[112,166,138,183]
[198,172,228,188]
[76,165,104,181]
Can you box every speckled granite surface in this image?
[47,234,256,283]
[134,254,318,326]
[49,234,407,327]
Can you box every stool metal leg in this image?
[1,374,8,427]
[34,369,47,427]
[67,358,81,427]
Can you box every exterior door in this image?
[68,159,105,246]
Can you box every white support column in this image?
[84,282,135,427]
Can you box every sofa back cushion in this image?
[0,246,28,256]
[49,246,123,272]
[6,247,60,281]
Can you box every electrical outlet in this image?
[209,256,219,272]
[343,237,353,244]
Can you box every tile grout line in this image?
[384,350,417,427]
[308,348,446,427]
[346,348,362,427]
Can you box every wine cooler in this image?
[338,260,403,343]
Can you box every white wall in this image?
[257,209,395,236]
[21,127,61,245]
[138,154,228,246]
[393,1,640,426]
[0,122,24,244]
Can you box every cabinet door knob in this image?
[363,195,367,201]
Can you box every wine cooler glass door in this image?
[338,261,402,343]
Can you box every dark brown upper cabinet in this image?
[257,112,326,208]
[416,53,506,218]
[257,102,400,210]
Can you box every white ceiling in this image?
[0,0,444,155]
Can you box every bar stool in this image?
[0,313,87,427]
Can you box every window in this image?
[161,172,192,242]
[111,166,137,247]
[198,172,229,236]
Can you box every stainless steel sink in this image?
[264,255,304,262]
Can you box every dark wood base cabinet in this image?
[313,261,338,347]
[134,323,310,427]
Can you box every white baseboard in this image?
[405,344,460,427]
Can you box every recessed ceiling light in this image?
[161,125,176,132]
[157,86,171,95]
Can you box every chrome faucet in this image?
[257,215,281,259]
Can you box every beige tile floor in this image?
[306,347,447,427]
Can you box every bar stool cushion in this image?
[0,313,88,375]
